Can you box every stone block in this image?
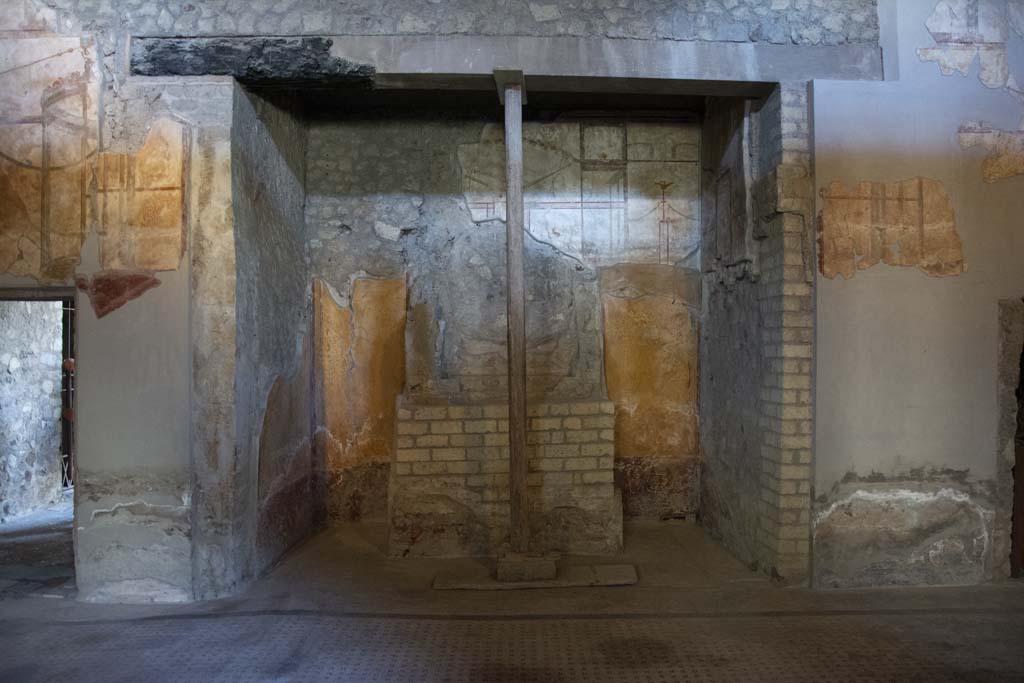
[398,421,428,436]
[431,420,463,434]
[414,406,448,420]
[449,434,484,447]
[396,448,431,462]
[464,419,497,433]
[432,448,466,461]
[530,417,562,431]
[412,462,447,475]
[496,553,558,582]
[416,434,449,448]
[563,457,598,471]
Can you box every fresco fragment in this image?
[818,177,966,279]
[0,34,99,282]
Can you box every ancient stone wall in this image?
[39,0,878,45]
[306,116,702,523]
[390,401,620,556]
[0,300,63,523]
[232,86,314,578]
[0,0,911,601]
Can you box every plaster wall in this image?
[306,116,702,522]
[813,0,1024,586]
[74,265,193,602]
[232,86,314,577]
[0,300,63,522]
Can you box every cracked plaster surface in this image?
[919,0,1024,182]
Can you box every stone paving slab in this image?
[434,563,638,590]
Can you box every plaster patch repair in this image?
[818,177,966,279]
[814,487,994,587]
[0,30,99,282]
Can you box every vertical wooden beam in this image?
[499,75,529,553]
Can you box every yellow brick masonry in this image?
[394,402,616,498]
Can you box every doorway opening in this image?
[0,292,77,598]
[1013,323,1023,578]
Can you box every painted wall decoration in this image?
[314,277,406,521]
[0,32,99,282]
[458,121,699,267]
[818,177,966,279]
[96,119,187,271]
[600,263,700,517]
[919,0,1024,182]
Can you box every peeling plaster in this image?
[90,499,190,523]
[814,485,996,587]
[958,119,1024,182]
[818,177,965,279]
[918,0,1024,181]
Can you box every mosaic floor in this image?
[1,519,1023,681]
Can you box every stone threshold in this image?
[433,563,637,590]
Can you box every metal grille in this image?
[59,296,75,489]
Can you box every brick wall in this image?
[754,83,815,579]
[389,401,621,557]
[700,82,814,583]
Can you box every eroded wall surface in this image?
[0,300,63,522]
[813,0,1024,587]
[314,278,405,522]
[699,88,816,580]
[306,117,701,523]
[233,86,313,577]
[0,22,98,283]
[601,264,700,518]
[37,0,877,44]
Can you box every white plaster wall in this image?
[812,0,1024,586]
[814,0,1024,489]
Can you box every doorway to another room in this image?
[0,293,76,599]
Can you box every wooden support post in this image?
[498,72,529,553]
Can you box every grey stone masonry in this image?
[0,300,63,523]
[50,1,878,46]
[389,401,621,557]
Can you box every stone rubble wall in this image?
[0,300,63,523]
[43,0,878,46]
[390,401,621,557]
